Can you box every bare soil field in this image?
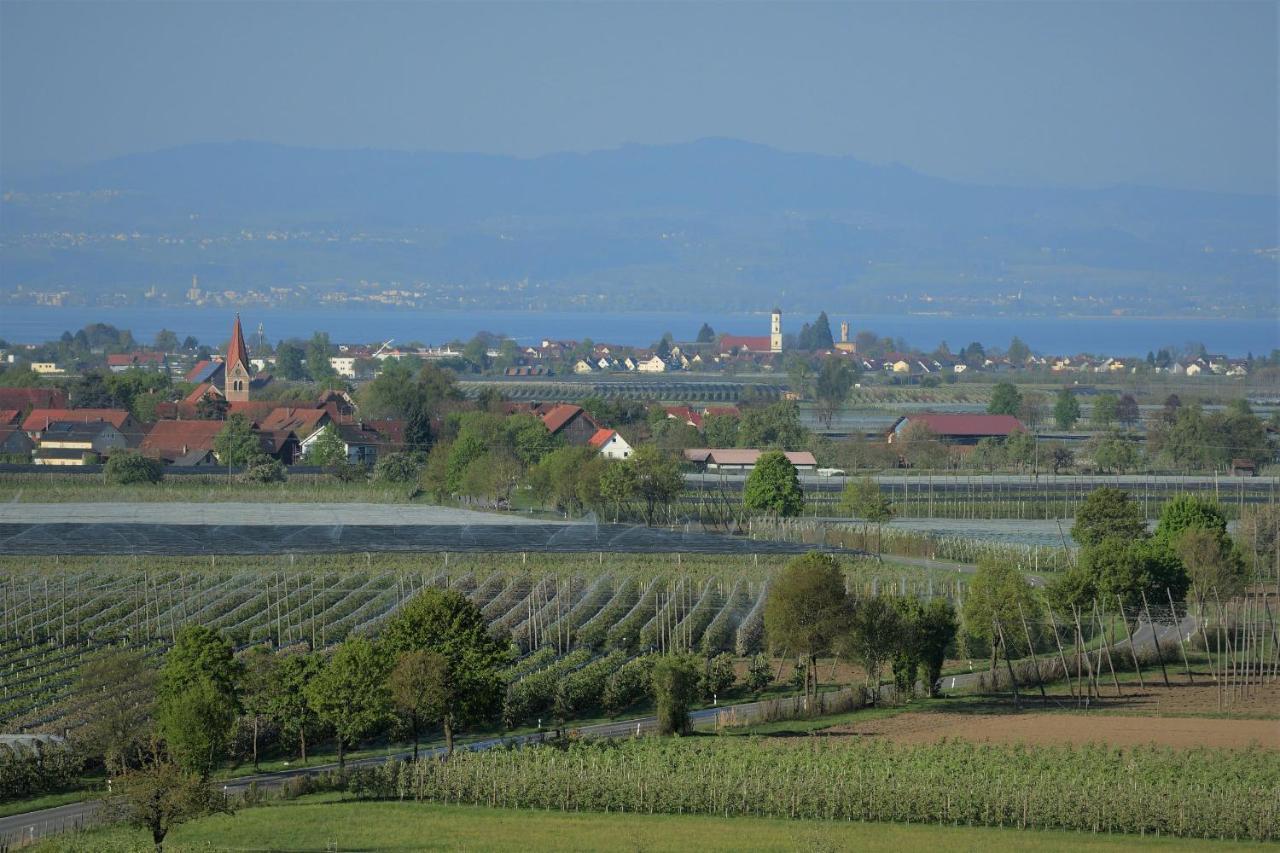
[823,709,1280,749]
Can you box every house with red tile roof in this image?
[0,388,69,415]
[0,410,20,426]
[140,420,227,464]
[664,406,703,429]
[22,409,139,441]
[718,335,772,355]
[587,428,633,460]
[887,413,1025,445]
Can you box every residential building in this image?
[637,355,668,373]
[22,409,139,442]
[34,421,128,465]
[588,428,633,460]
[141,420,227,465]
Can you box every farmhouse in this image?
[540,404,601,447]
[887,413,1025,446]
[683,448,818,473]
[588,428,633,460]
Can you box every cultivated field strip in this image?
[0,522,833,556]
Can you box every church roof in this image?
[226,315,250,375]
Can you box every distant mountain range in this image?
[2,138,1275,315]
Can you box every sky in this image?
[1,1,1275,195]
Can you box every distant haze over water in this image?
[2,306,1277,358]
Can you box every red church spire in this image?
[226,314,250,374]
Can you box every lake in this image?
[1,305,1276,357]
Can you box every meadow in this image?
[32,795,1267,853]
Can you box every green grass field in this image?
[35,796,1267,852]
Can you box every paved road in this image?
[0,694,817,845]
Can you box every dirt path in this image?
[823,710,1279,749]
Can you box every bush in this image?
[104,451,163,485]
[0,740,83,801]
[327,461,367,482]
[651,654,701,735]
[374,451,425,484]
[239,458,286,483]
[601,655,655,716]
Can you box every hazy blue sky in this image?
[2,1,1275,194]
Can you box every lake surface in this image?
[2,305,1276,356]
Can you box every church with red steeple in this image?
[224,314,252,402]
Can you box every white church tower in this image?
[770,307,783,353]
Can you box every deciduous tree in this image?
[743,450,804,517]
[763,552,849,705]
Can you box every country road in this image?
[0,693,823,845]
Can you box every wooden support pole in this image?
[1018,602,1047,700]
[1167,587,1193,684]
[1047,608,1076,700]
[1093,601,1123,697]
[1140,590,1170,688]
[1117,595,1145,689]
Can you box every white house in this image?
[588,428,633,460]
[573,359,595,374]
[328,356,357,378]
[637,355,668,373]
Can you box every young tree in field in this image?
[962,558,1041,677]
[1237,505,1280,577]
[1053,388,1081,430]
[1177,527,1248,606]
[917,598,958,697]
[1088,432,1142,474]
[628,444,685,526]
[743,450,804,517]
[305,423,347,467]
[1050,536,1188,611]
[157,679,238,778]
[839,476,893,558]
[77,648,157,775]
[270,653,321,765]
[213,414,264,467]
[379,589,510,757]
[651,654,701,735]
[240,646,278,771]
[104,759,232,853]
[598,460,638,522]
[389,650,448,761]
[814,358,855,427]
[306,638,390,772]
[1018,392,1047,432]
[745,654,773,696]
[701,652,737,702]
[1071,487,1146,547]
[838,596,903,702]
[988,381,1022,416]
[1116,394,1141,428]
[763,552,849,705]
[889,597,923,698]
[1050,444,1075,474]
[1090,392,1119,430]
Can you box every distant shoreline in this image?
[2,305,1276,356]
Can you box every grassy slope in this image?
[36,796,1265,852]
